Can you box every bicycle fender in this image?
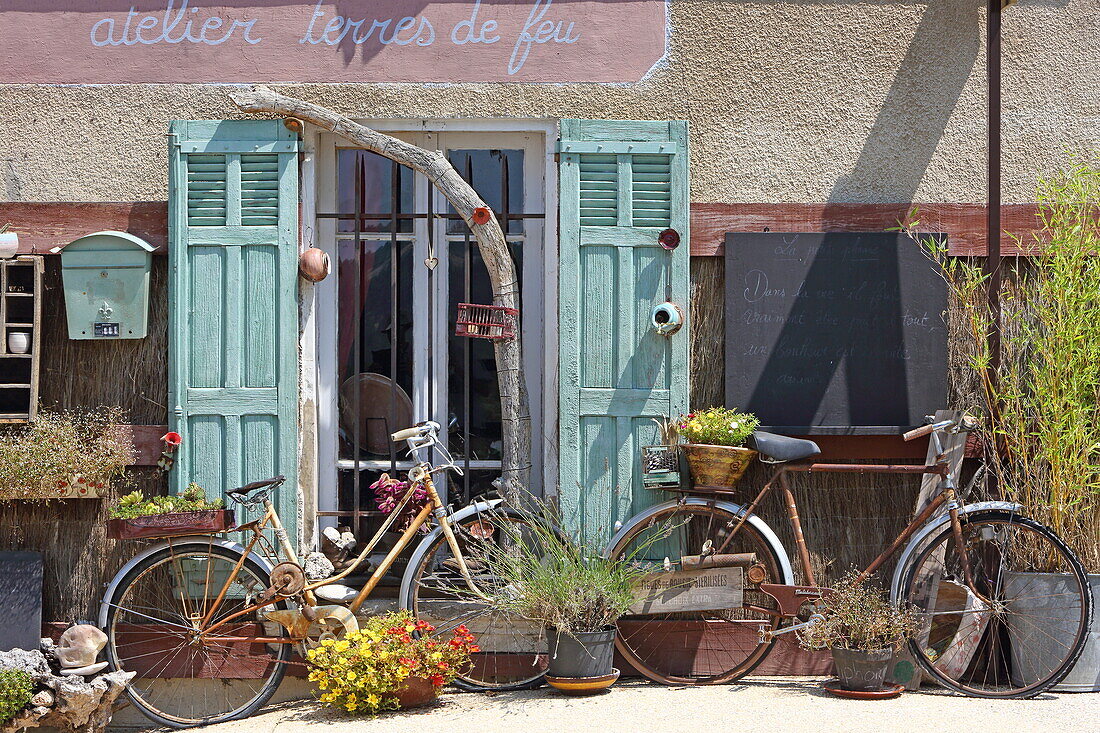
[398,498,506,607]
[888,500,1024,604]
[602,497,796,586]
[97,535,275,629]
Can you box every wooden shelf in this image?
[0,256,42,421]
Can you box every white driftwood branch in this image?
[230,86,532,497]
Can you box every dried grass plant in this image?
[0,406,134,500]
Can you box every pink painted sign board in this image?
[0,1,667,83]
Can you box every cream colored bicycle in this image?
[100,421,546,728]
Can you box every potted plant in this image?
[106,483,233,539]
[906,157,1100,690]
[482,502,653,695]
[305,611,478,714]
[798,574,918,694]
[677,407,759,489]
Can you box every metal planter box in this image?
[60,230,154,339]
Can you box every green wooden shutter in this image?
[557,120,690,545]
[168,120,300,542]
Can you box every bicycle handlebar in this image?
[902,422,938,441]
[391,425,425,442]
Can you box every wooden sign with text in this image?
[629,567,744,615]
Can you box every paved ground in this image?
[123,678,1099,733]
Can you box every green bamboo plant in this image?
[903,155,1100,569]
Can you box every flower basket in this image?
[681,444,757,490]
[106,509,237,540]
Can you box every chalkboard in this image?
[724,232,948,434]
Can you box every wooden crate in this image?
[0,256,43,422]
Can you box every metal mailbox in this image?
[60,231,154,339]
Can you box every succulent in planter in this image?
[798,574,918,692]
[108,483,224,519]
[676,407,760,489]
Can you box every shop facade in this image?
[1,0,1097,622]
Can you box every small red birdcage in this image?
[455,303,519,340]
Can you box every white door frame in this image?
[300,120,559,538]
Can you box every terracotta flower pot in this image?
[393,676,438,709]
[681,444,757,489]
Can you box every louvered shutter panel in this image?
[168,121,300,542]
[558,120,690,544]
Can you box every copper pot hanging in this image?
[299,247,330,282]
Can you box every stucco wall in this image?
[0,1,1097,205]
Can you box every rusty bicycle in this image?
[99,421,547,728]
[606,414,1093,698]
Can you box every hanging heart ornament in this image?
[424,257,438,270]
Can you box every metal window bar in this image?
[316,150,542,530]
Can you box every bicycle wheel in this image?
[104,543,291,728]
[607,502,786,685]
[900,510,1092,698]
[402,508,549,690]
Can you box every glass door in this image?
[317,131,545,539]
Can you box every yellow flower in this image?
[321,638,335,648]
[366,693,381,707]
[316,679,328,690]
[346,671,357,682]
[345,701,358,712]
[335,640,350,652]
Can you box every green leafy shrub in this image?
[109,482,223,519]
[797,574,918,652]
[0,407,133,500]
[677,407,758,447]
[0,669,32,723]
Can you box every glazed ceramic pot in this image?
[545,626,616,678]
[681,444,757,489]
[8,331,29,354]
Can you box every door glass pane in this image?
[446,149,525,234]
[337,149,415,233]
[337,239,414,460]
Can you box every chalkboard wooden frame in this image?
[724,232,948,435]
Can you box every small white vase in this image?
[0,232,18,259]
[8,332,29,354]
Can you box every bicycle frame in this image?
[712,451,979,618]
[195,467,485,644]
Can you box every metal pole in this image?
[986,0,1002,374]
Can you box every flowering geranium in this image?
[371,473,429,531]
[306,611,479,715]
[677,407,759,447]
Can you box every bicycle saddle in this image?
[226,475,286,497]
[747,432,821,463]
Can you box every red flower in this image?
[469,645,480,653]
[455,625,470,635]
[429,674,445,687]
[162,432,182,447]
[437,662,449,670]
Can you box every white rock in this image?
[57,625,107,669]
[59,662,108,676]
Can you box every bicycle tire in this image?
[104,543,291,728]
[900,510,1092,698]
[401,507,549,691]
[607,502,787,685]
